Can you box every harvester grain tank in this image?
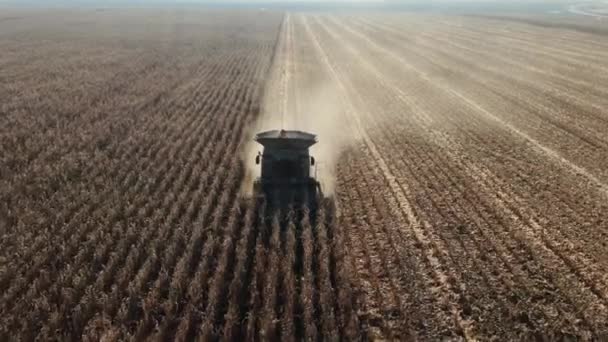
[253,129,322,208]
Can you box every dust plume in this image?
[293,82,356,194]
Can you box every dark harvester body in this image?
[253,129,322,210]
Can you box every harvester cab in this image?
[253,129,322,209]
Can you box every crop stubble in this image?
[300,13,608,340]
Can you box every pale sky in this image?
[0,0,598,8]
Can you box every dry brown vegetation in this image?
[0,8,358,341]
[2,7,608,341]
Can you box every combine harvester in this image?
[252,129,323,211]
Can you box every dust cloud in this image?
[242,81,357,196]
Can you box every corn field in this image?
[2,6,608,341]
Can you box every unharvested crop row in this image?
[0,50,240,270]
[8,50,269,341]
[0,11,302,340]
[83,46,272,340]
[1,49,258,316]
[1,11,364,340]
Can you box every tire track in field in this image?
[335,15,608,200]
[287,14,300,127]
[346,16,599,214]
[332,11,608,290]
[280,14,291,127]
[356,17,608,126]
[358,16,608,123]
[321,15,608,331]
[355,16,608,149]
[464,15,608,51]
[391,14,608,59]
[262,14,296,129]
[316,14,606,336]
[300,14,477,340]
[344,17,608,258]
[429,16,608,73]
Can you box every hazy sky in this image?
[0,0,588,2]
[0,0,600,9]
[169,0,570,1]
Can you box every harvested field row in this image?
[289,13,608,340]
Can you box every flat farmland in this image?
[1,8,608,341]
[292,13,608,340]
